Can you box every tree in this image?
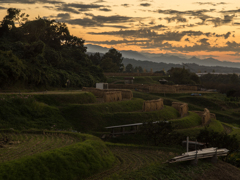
[102,48,123,72]
[89,52,101,66]
[0,8,28,37]
[126,64,133,72]
[167,67,200,84]
[138,66,143,73]
[0,8,105,89]
[231,74,239,84]
[133,66,138,73]
[197,128,239,153]
[141,121,173,146]
[100,57,119,72]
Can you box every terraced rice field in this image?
[86,146,177,180]
[0,132,81,162]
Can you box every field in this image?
[0,130,115,180]
[1,87,240,179]
[0,131,80,162]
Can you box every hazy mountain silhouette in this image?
[86,44,240,69]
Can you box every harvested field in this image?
[0,132,81,162]
[85,144,240,180]
[86,146,175,180]
[196,161,240,180]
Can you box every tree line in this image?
[0,8,107,89]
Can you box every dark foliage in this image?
[167,67,200,85]
[141,121,184,146]
[197,127,239,152]
[0,8,105,89]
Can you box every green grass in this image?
[133,91,162,100]
[0,133,115,180]
[102,106,179,128]
[176,119,224,140]
[177,96,223,111]
[229,128,240,141]
[0,95,71,130]
[60,98,145,132]
[134,91,240,128]
[62,102,179,132]
[207,119,224,132]
[170,112,202,129]
[34,92,96,106]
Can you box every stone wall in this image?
[142,98,164,112]
[192,108,215,125]
[172,102,188,117]
[202,108,211,125]
[103,91,122,102]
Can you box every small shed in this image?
[96,83,108,89]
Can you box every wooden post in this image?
[211,148,218,163]
[191,149,198,166]
[186,136,189,152]
[195,139,197,151]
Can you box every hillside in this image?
[0,90,240,179]
[86,44,240,71]
[122,58,240,73]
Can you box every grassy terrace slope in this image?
[0,130,115,180]
[86,143,240,180]
[61,102,179,132]
[0,92,96,130]
[133,91,240,128]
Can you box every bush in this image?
[197,127,239,152]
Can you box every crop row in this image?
[0,132,80,162]
[86,146,176,180]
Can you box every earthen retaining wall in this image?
[172,102,189,117]
[142,98,164,112]
[103,91,122,102]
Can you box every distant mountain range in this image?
[86,44,240,69]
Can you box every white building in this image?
[96,83,108,89]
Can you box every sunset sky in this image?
[0,0,240,62]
